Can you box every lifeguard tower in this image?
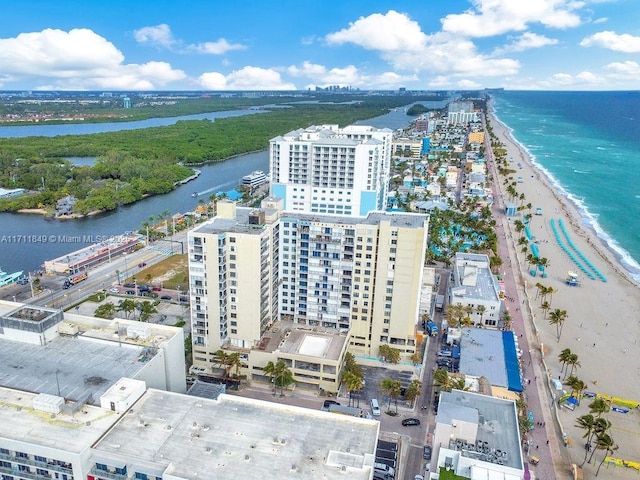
[566,271,580,286]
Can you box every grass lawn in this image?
[438,469,467,480]
[125,254,189,289]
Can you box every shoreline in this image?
[487,101,640,477]
[489,102,640,289]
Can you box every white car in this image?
[109,288,119,293]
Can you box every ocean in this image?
[491,91,640,282]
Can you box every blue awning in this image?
[503,331,523,392]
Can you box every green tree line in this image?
[0,97,433,214]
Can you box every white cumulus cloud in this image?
[0,28,186,90]
[493,32,558,54]
[604,60,640,78]
[134,24,246,55]
[324,11,520,78]
[326,10,428,52]
[580,31,640,53]
[133,24,175,49]
[441,0,584,37]
[198,66,296,90]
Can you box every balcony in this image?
[90,466,128,480]
[0,465,54,480]
[0,453,72,473]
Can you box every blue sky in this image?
[0,0,638,91]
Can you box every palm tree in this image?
[534,282,544,300]
[575,414,596,466]
[118,299,136,319]
[227,352,244,380]
[138,300,157,322]
[595,434,617,476]
[274,361,294,396]
[213,350,230,379]
[342,371,364,407]
[445,304,457,327]
[589,417,612,464]
[549,308,568,342]
[541,300,551,318]
[589,398,611,418]
[558,348,573,376]
[433,368,452,392]
[518,417,534,439]
[380,378,402,414]
[263,360,293,396]
[404,379,422,407]
[545,286,556,303]
[476,305,486,326]
[565,375,587,404]
[263,361,278,394]
[502,309,513,331]
[565,353,581,379]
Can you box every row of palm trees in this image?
[575,398,618,476]
[263,359,294,396]
[558,348,582,380]
[380,377,423,414]
[93,298,157,321]
[210,350,295,395]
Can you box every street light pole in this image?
[55,370,61,397]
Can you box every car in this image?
[125,290,135,295]
[437,359,451,368]
[437,349,452,357]
[401,418,420,426]
[123,283,135,288]
[160,295,172,300]
[414,475,424,480]
[152,286,162,291]
[138,262,147,268]
[423,445,432,460]
[109,288,119,293]
[323,399,340,409]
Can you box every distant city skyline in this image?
[0,0,638,91]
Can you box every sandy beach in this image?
[488,104,640,479]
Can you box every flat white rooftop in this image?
[93,389,380,480]
[0,335,144,401]
[0,387,118,453]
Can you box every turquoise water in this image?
[491,91,640,281]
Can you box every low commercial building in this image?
[90,389,381,480]
[449,253,503,327]
[0,300,187,400]
[458,327,523,393]
[431,390,524,479]
[0,380,381,480]
[249,322,350,394]
[0,387,121,480]
[43,233,142,274]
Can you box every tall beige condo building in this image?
[187,198,429,368]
